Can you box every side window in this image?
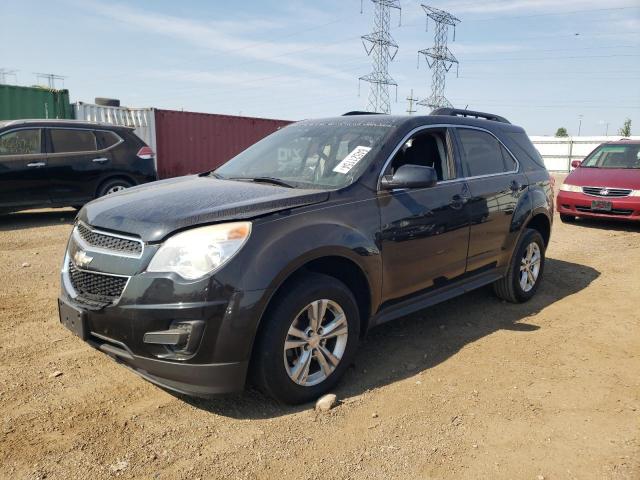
[457,129,515,177]
[0,129,42,155]
[388,129,453,181]
[50,129,96,153]
[94,130,120,149]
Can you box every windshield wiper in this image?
[208,172,225,179]
[229,176,295,188]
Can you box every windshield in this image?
[581,143,640,169]
[214,122,393,189]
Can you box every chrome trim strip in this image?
[376,123,521,191]
[580,185,631,198]
[75,221,144,259]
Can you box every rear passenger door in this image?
[45,128,106,205]
[454,127,528,273]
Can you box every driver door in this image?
[377,127,471,302]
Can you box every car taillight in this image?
[137,146,154,160]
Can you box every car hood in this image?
[567,167,640,190]
[79,175,329,242]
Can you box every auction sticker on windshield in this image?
[333,146,372,174]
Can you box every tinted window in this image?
[458,129,515,177]
[0,129,41,155]
[51,129,96,153]
[95,130,120,149]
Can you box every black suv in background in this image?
[0,119,156,214]
[59,109,554,404]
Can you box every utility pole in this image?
[34,72,66,89]
[605,122,609,136]
[406,89,418,114]
[417,5,460,110]
[0,68,18,85]
[359,0,402,114]
[578,114,583,136]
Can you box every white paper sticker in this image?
[332,146,372,174]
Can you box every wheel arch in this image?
[95,174,137,198]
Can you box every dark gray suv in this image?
[59,109,554,404]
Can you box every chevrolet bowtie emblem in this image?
[74,250,93,268]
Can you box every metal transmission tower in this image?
[417,5,460,110]
[34,72,66,89]
[359,0,401,114]
[0,69,18,85]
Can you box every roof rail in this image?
[342,111,384,116]
[430,108,511,124]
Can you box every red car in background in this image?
[557,140,640,222]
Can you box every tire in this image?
[252,272,360,404]
[97,178,133,198]
[560,213,576,223]
[493,228,546,303]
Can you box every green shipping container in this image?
[0,84,73,120]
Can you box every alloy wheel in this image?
[519,242,541,292]
[283,299,349,387]
[105,185,127,195]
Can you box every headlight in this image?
[147,222,251,280]
[630,190,640,197]
[559,183,581,193]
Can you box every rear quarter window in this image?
[503,131,546,171]
[95,130,121,149]
[50,129,97,153]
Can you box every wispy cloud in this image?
[74,0,359,81]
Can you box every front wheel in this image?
[252,272,360,404]
[493,228,546,303]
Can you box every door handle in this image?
[92,157,109,163]
[27,162,46,168]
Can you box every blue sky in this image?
[1,0,639,135]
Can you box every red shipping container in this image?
[154,109,292,179]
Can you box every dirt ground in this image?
[1,177,639,480]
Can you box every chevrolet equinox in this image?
[59,109,554,404]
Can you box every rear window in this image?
[50,129,96,153]
[0,129,41,155]
[95,130,121,149]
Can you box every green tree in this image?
[619,118,632,137]
[555,127,569,137]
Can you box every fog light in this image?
[143,320,205,359]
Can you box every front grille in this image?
[575,206,633,216]
[68,261,128,306]
[582,186,631,197]
[77,222,142,255]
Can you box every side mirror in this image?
[571,160,582,168]
[380,164,438,190]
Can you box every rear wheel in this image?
[252,272,360,404]
[494,228,545,303]
[97,178,133,198]
[560,213,576,223]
